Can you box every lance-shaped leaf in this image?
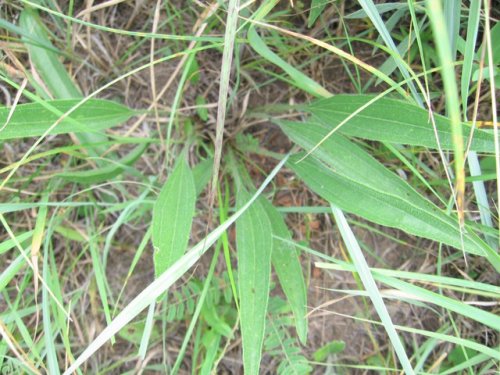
[236,188,272,375]
[260,198,308,344]
[59,143,148,184]
[0,99,134,140]
[280,121,500,271]
[306,95,496,152]
[153,159,196,277]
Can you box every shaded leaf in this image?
[152,159,196,277]
[260,198,308,344]
[59,143,147,184]
[308,0,330,28]
[236,188,273,375]
[313,340,346,361]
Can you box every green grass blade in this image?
[377,275,500,331]
[0,99,134,140]
[425,0,465,226]
[247,27,332,98]
[260,198,308,344]
[236,188,272,375]
[210,0,240,205]
[331,205,414,375]
[153,158,196,277]
[0,231,33,256]
[357,0,421,104]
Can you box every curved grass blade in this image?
[236,188,272,375]
[280,121,500,270]
[59,143,147,184]
[305,95,496,152]
[260,198,308,344]
[0,99,134,140]
[153,158,196,277]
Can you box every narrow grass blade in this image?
[236,188,272,375]
[59,143,147,184]
[357,0,421,104]
[302,95,496,152]
[210,0,239,204]
[376,275,500,331]
[247,27,331,98]
[0,231,33,256]
[260,198,308,344]
[426,0,465,226]
[153,158,196,277]
[0,99,134,140]
[331,205,414,374]
[61,154,289,375]
[462,1,493,241]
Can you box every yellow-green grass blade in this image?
[425,0,465,226]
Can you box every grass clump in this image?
[0,1,499,374]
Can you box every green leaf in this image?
[308,0,330,28]
[306,95,496,152]
[260,198,308,345]
[152,159,196,277]
[236,188,273,375]
[0,99,133,140]
[313,340,346,361]
[19,9,81,99]
[19,8,111,157]
[192,157,213,196]
[247,26,331,98]
[195,95,209,121]
[59,143,147,184]
[279,121,500,270]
